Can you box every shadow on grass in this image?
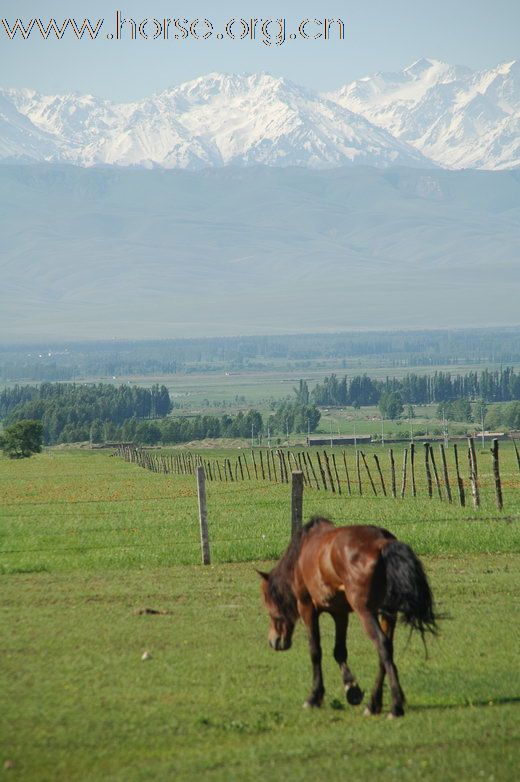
[411,695,520,712]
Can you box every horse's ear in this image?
[255,569,270,581]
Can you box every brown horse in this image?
[259,517,437,718]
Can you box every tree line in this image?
[1,383,172,445]
[80,403,322,446]
[2,328,520,381]
[310,368,520,408]
[0,383,321,446]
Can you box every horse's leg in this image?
[363,613,396,716]
[357,609,405,718]
[299,601,325,708]
[332,612,363,706]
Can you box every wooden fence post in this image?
[331,453,342,495]
[295,452,304,483]
[281,451,290,483]
[453,444,465,507]
[389,449,397,498]
[270,450,278,482]
[301,453,311,487]
[342,451,352,496]
[287,452,296,471]
[323,451,336,494]
[424,443,433,499]
[400,448,408,499]
[266,451,272,482]
[316,452,329,491]
[356,450,362,495]
[273,450,279,482]
[410,443,416,497]
[468,437,480,509]
[196,467,211,565]
[277,451,284,483]
[439,444,452,504]
[306,453,321,490]
[291,471,304,538]
[429,447,443,501]
[373,454,387,496]
[360,452,377,496]
[511,436,520,474]
[491,439,503,511]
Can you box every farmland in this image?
[1,446,519,780]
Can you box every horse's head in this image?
[258,570,296,652]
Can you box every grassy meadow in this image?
[1,446,519,780]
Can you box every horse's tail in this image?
[381,541,437,640]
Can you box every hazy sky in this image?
[1,0,518,99]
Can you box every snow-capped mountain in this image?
[0,74,429,169]
[0,91,62,161]
[1,61,519,171]
[151,73,427,168]
[328,58,520,170]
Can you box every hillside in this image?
[1,164,519,341]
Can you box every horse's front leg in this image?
[332,611,364,706]
[299,600,324,708]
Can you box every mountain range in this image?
[1,58,519,171]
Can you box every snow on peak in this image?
[2,60,519,171]
[0,72,428,170]
[328,58,520,170]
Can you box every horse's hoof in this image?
[363,707,374,717]
[345,684,364,706]
[387,709,404,720]
[303,698,322,709]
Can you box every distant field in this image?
[1,449,519,780]
[67,360,520,414]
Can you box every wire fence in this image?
[116,437,520,512]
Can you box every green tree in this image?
[0,419,43,459]
[135,422,161,445]
[485,401,520,431]
[294,380,310,405]
[379,392,404,420]
[440,399,473,423]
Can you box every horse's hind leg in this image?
[363,613,396,716]
[332,612,363,706]
[357,610,405,718]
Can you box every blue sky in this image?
[1,0,518,98]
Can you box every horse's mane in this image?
[267,517,334,620]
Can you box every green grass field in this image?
[1,448,519,780]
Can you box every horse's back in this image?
[296,523,396,610]
[303,523,395,561]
